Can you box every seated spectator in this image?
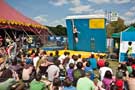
[67,55,76,69]
[54,50,60,61]
[30,73,46,90]
[22,59,34,82]
[126,62,132,76]
[33,52,40,68]
[82,58,87,69]
[67,63,74,81]
[47,53,54,62]
[8,58,23,72]
[77,54,82,62]
[62,57,70,70]
[115,71,124,90]
[118,63,129,90]
[94,76,105,90]
[38,58,48,77]
[77,71,95,90]
[58,52,69,64]
[131,59,135,69]
[102,70,113,90]
[50,77,63,90]
[72,62,85,86]
[97,55,105,69]
[0,69,20,90]
[87,54,97,70]
[84,62,95,80]
[99,62,113,81]
[46,60,60,82]
[63,77,76,90]
[127,69,135,90]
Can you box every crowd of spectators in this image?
[0,47,135,90]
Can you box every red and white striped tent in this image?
[0,0,51,40]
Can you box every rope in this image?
[20,26,30,37]
[4,30,13,42]
[71,19,75,28]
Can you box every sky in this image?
[5,0,135,27]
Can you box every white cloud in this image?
[88,0,132,4]
[49,0,67,6]
[33,15,48,24]
[125,18,135,25]
[113,0,131,4]
[130,6,135,11]
[124,6,135,17]
[49,18,66,26]
[68,0,81,6]
[88,0,110,4]
[93,9,105,14]
[125,11,134,17]
[34,15,65,26]
[120,13,135,25]
[69,5,93,14]
[49,0,81,6]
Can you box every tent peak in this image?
[123,26,135,32]
[0,0,48,30]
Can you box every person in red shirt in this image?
[131,59,135,69]
[115,71,124,90]
[97,55,105,69]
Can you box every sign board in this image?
[110,11,118,21]
[89,19,105,29]
[120,41,135,53]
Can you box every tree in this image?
[106,17,126,37]
[128,23,135,27]
[47,25,67,36]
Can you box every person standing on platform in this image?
[126,42,133,58]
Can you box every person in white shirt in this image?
[33,52,40,68]
[58,52,70,64]
[46,60,60,81]
[77,54,82,62]
[99,62,113,81]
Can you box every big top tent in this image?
[0,0,51,40]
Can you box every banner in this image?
[89,19,105,29]
[120,41,135,53]
[110,11,118,21]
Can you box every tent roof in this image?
[123,26,135,32]
[0,0,48,32]
[111,32,120,38]
[111,26,135,38]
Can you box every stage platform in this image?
[43,46,65,51]
[46,50,106,59]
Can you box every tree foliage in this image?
[127,23,135,27]
[47,25,67,36]
[106,17,126,37]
